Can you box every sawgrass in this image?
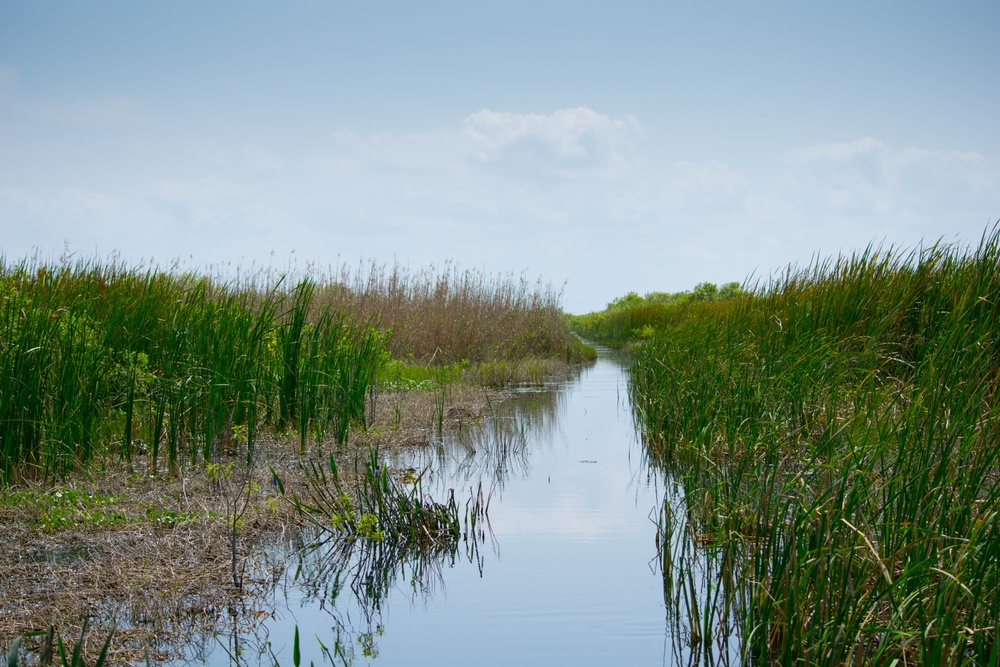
[0,256,587,485]
[0,259,387,485]
[634,226,1000,665]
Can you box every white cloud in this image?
[785,138,998,221]
[461,107,641,177]
[314,107,649,231]
[790,137,887,163]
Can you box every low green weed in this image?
[1,486,205,531]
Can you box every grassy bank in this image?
[0,256,591,663]
[631,228,1000,664]
[0,258,589,485]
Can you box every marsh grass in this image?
[0,253,587,661]
[312,260,588,364]
[634,227,1000,665]
[0,260,385,486]
[0,256,587,486]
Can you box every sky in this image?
[1,2,997,313]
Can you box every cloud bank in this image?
[1,104,997,311]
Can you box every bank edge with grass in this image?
[0,258,594,664]
[619,226,1000,665]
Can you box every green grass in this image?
[0,256,589,486]
[376,358,468,391]
[0,486,209,531]
[569,281,744,348]
[0,261,386,485]
[631,226,1000,665]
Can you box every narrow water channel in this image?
[221,348,678,665]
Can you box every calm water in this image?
[203,348,693,666]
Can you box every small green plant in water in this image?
[7,619,114,667]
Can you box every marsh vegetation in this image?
[8,222,999,666]
[580,227,1000,665]
[0,257,592,664]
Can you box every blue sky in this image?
[1,1,997,312]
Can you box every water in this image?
[214,349,681,665]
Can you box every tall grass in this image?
[313,260,584,364]
[0,259,385,485]
[0,257,585,485]
[632,227,1000,665]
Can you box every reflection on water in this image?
[184,350,736,667]
[285,519,488,665]
[390,386,567,495]
[654,487,745,667]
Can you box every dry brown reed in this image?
[311,260,575,364]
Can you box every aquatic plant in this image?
[0,260,386,485]
[634,226,1000,665]
[6,621,113,667]
[272,446,490,663]
[279,446,466,549]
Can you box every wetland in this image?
[5,227,1000,665]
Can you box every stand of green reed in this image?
[0,264,387,485]
[633,226,1000,665]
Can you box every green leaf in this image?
[6,636,21,667]
[268,466,285,494]
[91,626,114,667]
[69,618,87,667]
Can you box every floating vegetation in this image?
[270,444,491,663]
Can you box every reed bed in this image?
[0,256,587,485]
[313,260,589,364]
[0,259,387,485]
[632,227,1000,665]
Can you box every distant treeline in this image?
[569,281,745,347]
